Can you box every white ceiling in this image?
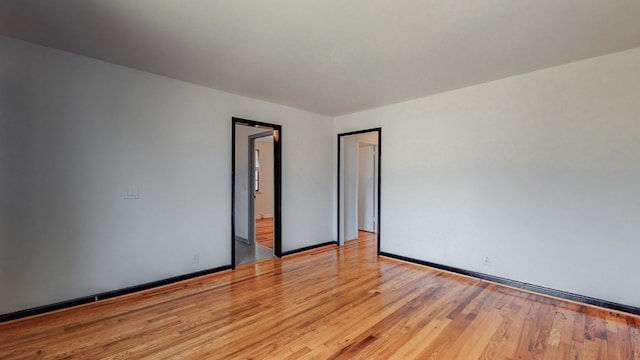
[2,0,640,116]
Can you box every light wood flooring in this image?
[256,217,273,249]
[1,232,639,359]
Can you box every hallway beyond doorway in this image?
[232,117,282,268]
[337,128,381,253]
[236,217,274,265]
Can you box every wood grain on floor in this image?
[1,231,639,359]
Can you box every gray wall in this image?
[335,47,640,307]
[0,36,334,314]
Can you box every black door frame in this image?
[232,117,282,269]
[337,128,382,254]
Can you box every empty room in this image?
[1,1,640,359]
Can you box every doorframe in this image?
[337,128,382,254]
[232,117,282,269]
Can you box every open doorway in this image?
[232,118,281,267]
[337,128,381,253]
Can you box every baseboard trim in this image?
[282,241,338,256]
[380,252,640,316]
[0,264,232,323]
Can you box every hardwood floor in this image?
[1,232,639,359]
[255,217,273,249]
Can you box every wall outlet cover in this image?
[124,187,140,199]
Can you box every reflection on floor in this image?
[235,240,273,265]
[256,217,273,249]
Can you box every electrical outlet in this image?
[192,253,200,264]
[482,256,491,266]
[124,186,140,199]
